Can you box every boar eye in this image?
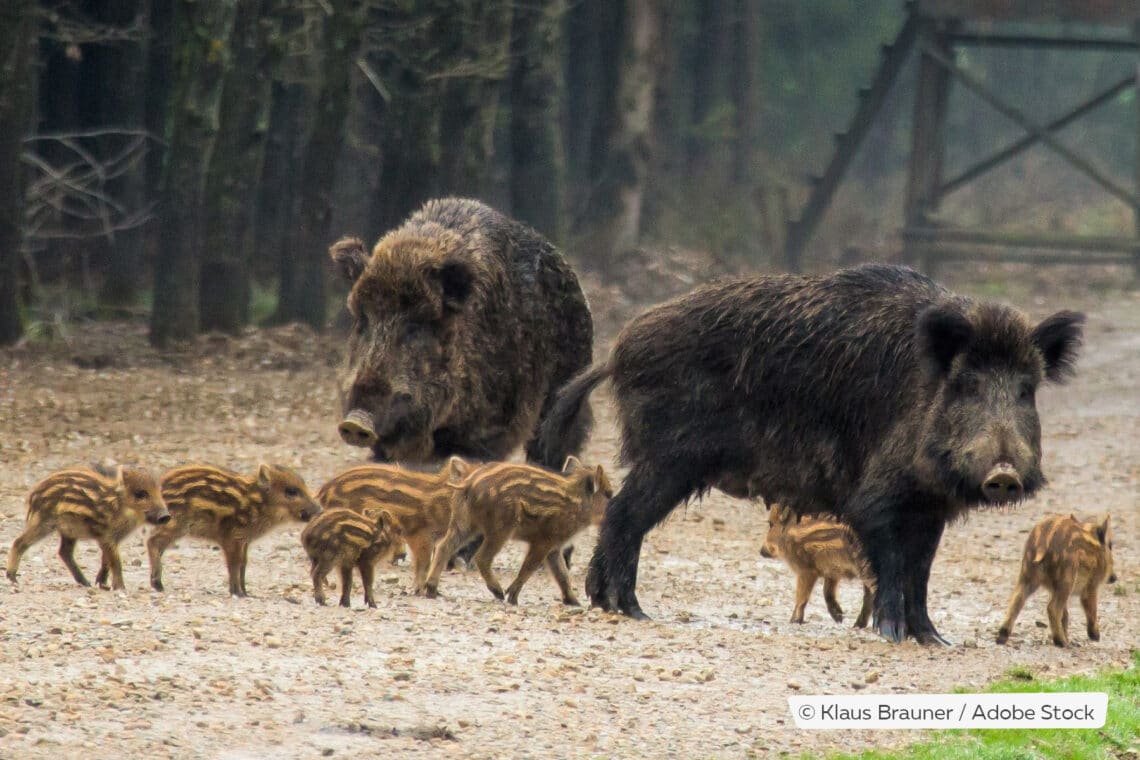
[284,486,300,498]
[133,489,148,499]
[1018,383,1035,403]
[354,314,368,334]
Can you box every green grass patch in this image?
[820,649,1139,760]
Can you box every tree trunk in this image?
[145,0,174,257]
[149,0,236,347]
[0,0,36,345]
[274,0,364,329]
[256,6,308,298]
[574,0,662,264]
[687,0,734,179]
[96,0,150,309]
[508,0,565,242]
[199,0,277,333]
[562,0,621,231]
[437,1,512,199]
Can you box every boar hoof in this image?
[1087,630,1099,642]
[874,616,906,644]
[490,587,505,601]
[912,630,951,647]
[1052,635,1067,647]
[5,570,16,584]
[996,628,1010,645]
[421,584,438,599]
[563,595,581,607]
[151,579,164,593]
[367,600,377,609]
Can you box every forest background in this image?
[0,0,1136,347]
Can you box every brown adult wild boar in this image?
[997,514,1116,647]
[539,263,1083,644]
[330,197,593,469]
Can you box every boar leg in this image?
[221,541,245,597]
[900,514,949,646]
[792,572,818,623]
[311,557,333,605]
[358,558,377,608]
[546,548,579,606]
[1046,579,1074,647]
[97,540,126,590]
[7,516,53,582]
[848,493,907,643]
[996,572,1037,644]
[474,531,511,601]
[338,564,354,608]
[423,527,474,597]
[58,536,92,587]
[407,533,438,594]
[822,577,844,623]
[238,542,250,596]
[853,584,873,629]
[1080,588,1099,641]
[505,543,553,605]
[146,530,176,592]
[587,462,696,619]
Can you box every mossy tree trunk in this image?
[573,0,662,264]
[437,1,513,199]
[274,0,365,329]
[149,0,236,347]
[199,0,278,333]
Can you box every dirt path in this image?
[0,290,1136,759]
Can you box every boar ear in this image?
[1031,310,1084,383]
[329,237,369,283]
[917,305,973,377]
[1095,514,1111,545]
[561,456,583,474]
[434,260,474,313]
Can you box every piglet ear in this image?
[1095,514,1111,546]
[257,464,272,491]
[916,304,973,377]
[1030,310,1084,383]
[329,237,369,283]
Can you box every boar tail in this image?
[536,361,612,467]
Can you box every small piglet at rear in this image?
[760,504,873,628]
[424,456,611,604]
[997,513,1116,647]
[301,507,402,608]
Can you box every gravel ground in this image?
[0,284,1136,759]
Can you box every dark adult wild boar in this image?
[540,264,1083,644]
[330,198,593,468]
